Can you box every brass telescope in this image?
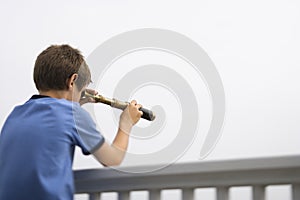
[84,91,156,121]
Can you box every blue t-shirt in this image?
[0,95,105,200]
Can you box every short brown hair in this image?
[34,44,91,91]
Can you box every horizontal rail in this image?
[74,155,300,194]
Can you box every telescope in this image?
[84,91,156,121]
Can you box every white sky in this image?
[0,0,299,199]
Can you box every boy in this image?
[0,44,142,200]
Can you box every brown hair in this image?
[33,44,91,91]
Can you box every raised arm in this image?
[92,100,142,166]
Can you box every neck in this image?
[39,90,70,99]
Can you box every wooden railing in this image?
[74,155,300,200]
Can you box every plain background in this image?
[1,0,299,199]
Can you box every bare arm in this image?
[93,100,142,166]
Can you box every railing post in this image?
[118,191,130,200]
[292,184,300,200]
[89,193,100,200]
[182,188,194,200]
[149,190,160,200]
[253,185,265,200]
[217,187,229,200]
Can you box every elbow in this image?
[101,157,123,167]
[113,158,123,166]
[93,142,126,167]
[111,156,123,166]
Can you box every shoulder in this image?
[72,103,95,125]
[18,97,76,124]
[26,96,74,110]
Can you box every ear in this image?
[67,73,78,90]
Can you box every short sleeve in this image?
[72,104,105,155]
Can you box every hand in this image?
[79,89,98,106]
[119,100,143,134]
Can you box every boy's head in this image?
[34,44,91,101]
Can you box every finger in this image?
[138,110,143,117]
[79,98,89,105]
[136,104,142,109]
[88,97,96,103]
[80,97,96,105]
[130,100,137,105]
[135,104,143,116]
[85,88,98,95]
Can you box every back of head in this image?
[33,44,91,92]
